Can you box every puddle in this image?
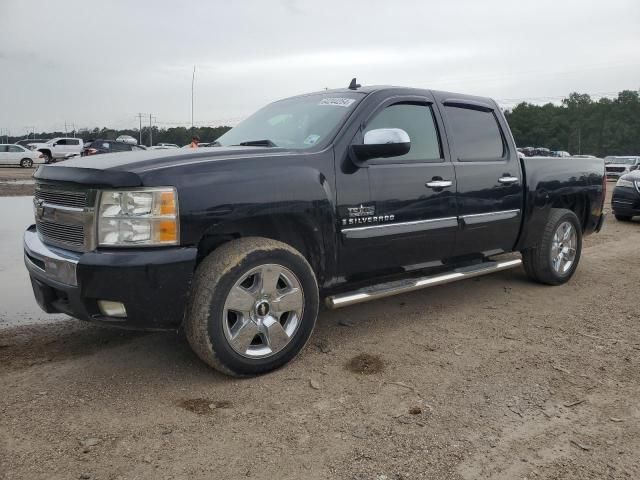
[346,353,385,374]
[0,196,65,328]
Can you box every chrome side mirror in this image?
[352,128,411,161]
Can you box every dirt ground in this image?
[1,184,639,480]
[0,167,36,196]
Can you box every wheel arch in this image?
[196,214,327,285]
[550,193,590,232]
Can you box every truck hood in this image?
[33,146,292,187]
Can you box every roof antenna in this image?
[348,77,361,90]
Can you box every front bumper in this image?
[611,187,640,218]
[24,226,198,330]
[606,171,628,179]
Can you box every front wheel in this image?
[20,158,33,168]
[522,208,582,285]
[184,237,319,376]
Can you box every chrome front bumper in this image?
[23,226,80,286]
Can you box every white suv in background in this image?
[29,137,84,163]
[0,144,44,167]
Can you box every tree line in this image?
[6,89,640,156]
[505,90,640,157]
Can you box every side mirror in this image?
[352,128,411,161]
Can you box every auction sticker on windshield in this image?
[318,98,356,107]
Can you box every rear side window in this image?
[445,106,505,161]
[9,145,23,152]
[365,103,442,162]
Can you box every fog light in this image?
[98,300,127,318]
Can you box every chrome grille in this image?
[35,188,88,208]
[34,183,96,252]
[606,166,626,173]
[36,220,85,248]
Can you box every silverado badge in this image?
[342,204,395,226]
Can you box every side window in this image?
[9,145,23,152]
[56,139,67,146]
[0,145,9,152]
[364,103,442,162]
[69,139,80,146]
[445,106,505,161]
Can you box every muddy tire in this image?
[184,237,319,376]
[521,208,582,286]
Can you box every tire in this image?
[521,208,582,285]
[184,237,319,376]
[615,214,632,222]
[42,152,52,164]
[20,158,33,168]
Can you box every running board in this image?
[325,258,522,309]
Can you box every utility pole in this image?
[135,113,145,145]
[148,114,156,147]
[191,65,196,133]
[24,126,35,140]
[578,127,582,155]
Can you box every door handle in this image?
[498,176,519,185]
[425,180,453,189]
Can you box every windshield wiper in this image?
[233,139,278,147]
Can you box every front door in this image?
[338,96,458,280]
[435,96,524,257]
[0,145,8,164]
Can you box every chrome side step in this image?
[325,258,522,309]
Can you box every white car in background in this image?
[29,137,84,163]
[0,144,44,167]
[604,156,640,179]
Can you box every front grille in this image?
[35,187,88,208]
[34,183,95,252]
[36,220,85,248]
[606,166,626,173]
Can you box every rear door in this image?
[8,145,25,164]
[338,94,458,277]
[435,96,524,257]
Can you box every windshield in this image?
[215,92,364,149]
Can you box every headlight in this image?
[616,178,634,188]
[97,188,179,246]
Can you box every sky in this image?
[1,0,639,136]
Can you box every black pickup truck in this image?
[24,82,606,376]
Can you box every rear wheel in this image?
[42,152,52,164]
[20,158,33,168]
[615,214,632,222]
[522,208,582,285]
[184,237,319,376]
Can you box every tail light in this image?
[86,148,98,156]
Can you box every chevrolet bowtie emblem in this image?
[34,198,45,220]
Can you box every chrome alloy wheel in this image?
[551,221,577,274]
[222,264,304,358]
